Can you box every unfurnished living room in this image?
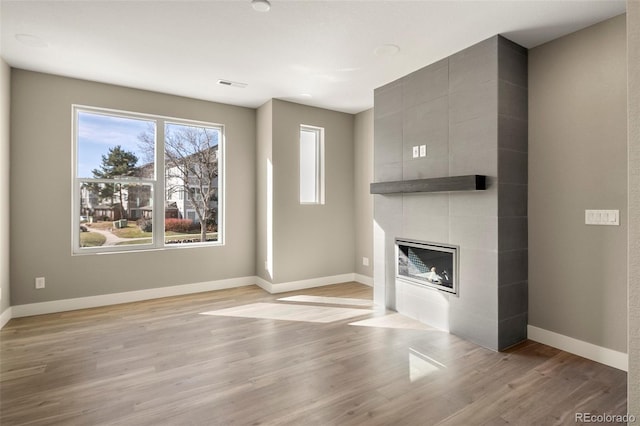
[0,1,639,425]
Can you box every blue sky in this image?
[77,112,221,179]
[77,112,154,178]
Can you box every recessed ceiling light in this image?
[299,93,312,99]
[15,33,48,48]
[374,44,400,57]
[252,0,271,12]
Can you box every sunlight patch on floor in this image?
[349,312,435,331]
[277,295,373,307]
[200,302,372,323]
[409,348,446,382]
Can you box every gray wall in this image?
[0,59,10,315]
[354,109,373,278]
[10,70,256,305]
[256,100,273,282]
[628,0,640,416]
[268,100,355,285]
[496,38,529,350]
[528,15,628,352]
[9,70,358,304]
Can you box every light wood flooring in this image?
[0,282,627,425]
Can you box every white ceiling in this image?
[0,0,626,114]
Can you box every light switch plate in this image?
[419,145,427,157]
[412,146,419,158]
[585,209,619,225]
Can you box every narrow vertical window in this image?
[299,125,324,205]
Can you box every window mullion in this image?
[154,120,166,248]
[73,178,81,253]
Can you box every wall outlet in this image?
[35,277,45,289]
[412,146,419,158]
[419,145,427,157]
[362,257,369,266]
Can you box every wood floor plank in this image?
[0,282,627,425]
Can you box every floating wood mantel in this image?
[370,175,487,195]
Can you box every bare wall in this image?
[627,0,640,416]
[256,100,273,282]
[529,15,627,352]
[354,109,373,278]
[0,59,10,315]
[10,70,256,305]
[270,100,355,285]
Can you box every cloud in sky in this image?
[77,112,154,178]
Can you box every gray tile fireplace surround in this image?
[372,35,528,351]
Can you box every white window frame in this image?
[299,124,325,205]
[72,105,225,254]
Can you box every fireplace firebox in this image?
[396,239,459,295]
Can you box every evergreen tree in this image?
[91,145,139,219]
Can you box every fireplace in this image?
[374,36,528,350]
[396,239,459,295]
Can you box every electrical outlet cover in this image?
[35,277,45,289]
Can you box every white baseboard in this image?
[0,307,12,329]
[527,325,628,371]
[5,273,374,323]
[259,273,357,294]
[255,276,272,293]
[354,273,373,287]
[11,276,256,319]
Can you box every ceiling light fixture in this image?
[251,0,271,12]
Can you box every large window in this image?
[73,106,223,254]
[299,125,324,205]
